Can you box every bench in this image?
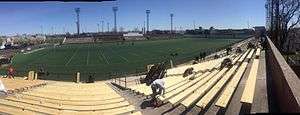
[215,62,249,108]
[246,49,255,59]
[238,49,250,62]
[255,48,261,58]
[195,65,238,109]
[158,70,217,102]
[240,59,260,104]
[168,69,227,105]
[180,68,229,107]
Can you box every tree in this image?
[267,0,300,51]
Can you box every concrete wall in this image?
[266,37,300,112]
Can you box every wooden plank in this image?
[9,94,125,106]
[180,68,229,107]
[158,71,216,102]
[255,48,261,58]
[238,50,250,62]
[195,65,238,109]
[215,62,248,108]
[0,104,37,114]
[240,59,260,104]
[169,68,227,105]
[0,99,61,114]
[246,49,255,59]
[21,92,122,101]
[5,96,131,111]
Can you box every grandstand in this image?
[0,81,141,114]
[0,36,299,114]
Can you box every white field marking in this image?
[86,48,90,65]
[130,52,140,57]
[29,49,52,64]
[65,48,79,66]
[108,47,129,62]
[99,49,109,64]
[24,48,45,54]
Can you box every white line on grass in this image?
[100,51,109,64]
[108,47,129,62]
[130,52,140,57]
[86,47,90,65]
[65,48,79,66]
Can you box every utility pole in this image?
[170,13,174,34]
[75,8,80,35]
[113,7,118,33]
[146,10,150,34]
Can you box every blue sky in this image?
[0,0,266,35]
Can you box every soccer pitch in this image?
[7,38,242,81]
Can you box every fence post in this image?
[76,72,80,83]
[125,76,127,88]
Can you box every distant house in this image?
[123,32,145,40]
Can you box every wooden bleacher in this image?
[240,49,261,104]
[0,78,46,94]
[0,82,141,115]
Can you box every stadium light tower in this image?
[113,7,118,33]
[170,13,174,34]
[101,21,104,33]
[146,10,150,34]
[75,8,80,35]
[97,23,100,33]
[107,22,110,32]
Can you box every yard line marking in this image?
[86,47,90,65]
[24,48,45,54]
[109,47,129,62]
[98,47,109,64]
[130,52,140,57]
[97,45,110,64]
[29,49,52,64]
[101,51,110,64]
[65,48,79,66]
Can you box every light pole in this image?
[113,7,118,33]
[146,10,150,34]
[75,8,80,35]
[170,13,174,34]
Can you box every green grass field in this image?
[4,38,242,81]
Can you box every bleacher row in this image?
[0,82,142,115]
[128,47,262,114]
[0,78,46,94]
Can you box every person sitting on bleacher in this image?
[150,78,165,107]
